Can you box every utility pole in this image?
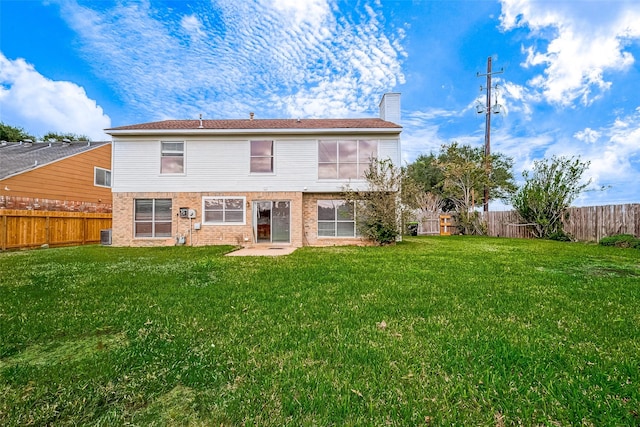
[476,57,503,212]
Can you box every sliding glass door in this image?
[254,201,290,243]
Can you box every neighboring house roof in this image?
[0,141,111,180]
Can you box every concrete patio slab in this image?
[225,247,298,257]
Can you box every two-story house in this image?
[106,93,401,247]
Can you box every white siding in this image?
[379,140,400,163]
[112,135,400,193]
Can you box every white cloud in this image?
[52,0,405,122]
[498,81,538,118]
[500,0,640,106]
[401,108,480,163]
[521,109,640,204]
[574,128,601,144]
[265,0,331,28]
[180,15,205,39]
[401,124,449,164]
[0,53,111,140]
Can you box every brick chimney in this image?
[379,93,401,124]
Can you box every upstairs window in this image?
[318,140,377,179]
[250,140,274,173]
[161,141,184,174]
[94,167,111,187]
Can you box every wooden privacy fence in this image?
[0,210,112,251]
[483,210,537,239]
[418,214,454,236]
[564,204,640,241]
[482,203,640,242]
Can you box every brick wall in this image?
[112,191,372,247]
[113,191,304,247]
[302,193,372,247]
[0,195,112,213]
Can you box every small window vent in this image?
[100,229,112,245]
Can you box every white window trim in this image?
[160,140,186,176]
[94,166,111,188]
[249,140,276,175]
[133,198,173,239]
[202,196,247,226]
[317,200,358,238]
[317,139,378,181]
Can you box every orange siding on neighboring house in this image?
[0,144,112,204]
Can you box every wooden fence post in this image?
[1,214,6,251]
[45,214,51,246]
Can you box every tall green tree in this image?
[406,153,443,194]
[0,122,35,142]
[408,142,516,234]
[406,153,455,212]
[512,156,590,239]
[42,132,91,142]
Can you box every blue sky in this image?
[1,0,639,207]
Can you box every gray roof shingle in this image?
[0,141,111,180]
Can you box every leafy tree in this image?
[406,153,456,212]
[512,155,590,239]
[0,122,35,142]
[437,143,516,209]
[437,144,486,211]
[42,132,91,142]
[407,153,444,193]
[0,123,90,142]
[408,142,516,234]
[343,158,421,245]
[414,191,444,217]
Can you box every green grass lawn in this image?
[1,237,639,426]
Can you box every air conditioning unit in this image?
[100,229,112,246]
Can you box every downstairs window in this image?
[134,199,172,237]
[317,200,356,237]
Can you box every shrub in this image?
[455,211,487,235]
[599,234,640,248]
[343,159,422,245]
[512,156,590,239]
[548,231,572,242]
